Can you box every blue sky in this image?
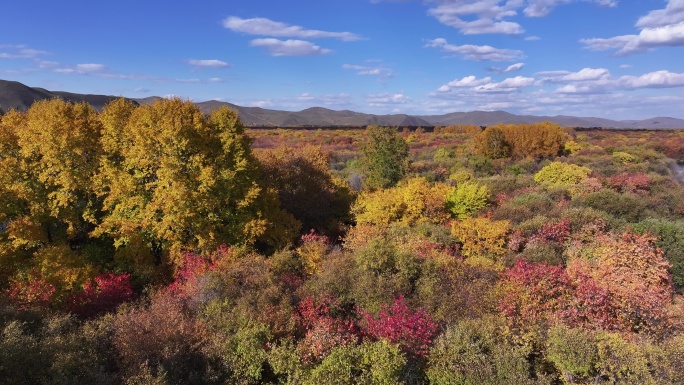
[1,0,683,119]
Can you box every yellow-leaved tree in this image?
[0,99,104,297]
[94,98,280,269]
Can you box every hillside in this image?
[2,79,684,128]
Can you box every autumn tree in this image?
[474,122,566,159]
[473,126,510,159]
[360,125,410,190]
[256,145,353,237]
[94,98,276,269]
[0,100,105,300]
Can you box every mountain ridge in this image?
[1,79,683,129]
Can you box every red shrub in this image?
[499,259,572,333]
[296,295,359,362]
[360,295,438,357]
[168,251,217,295]
[607,172,650,194]
[561,269,619,331]
[533,218,571,244]
[69,273,135,317]
[7,269,56,309]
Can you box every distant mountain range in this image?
[2,79,683,129]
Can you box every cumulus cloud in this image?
[581,1,684,55]
[224,16,361,41]
[423,0,616,35]
[427,1,524,35]
[250,38,333,56]
[636,0,684,28]
[441,75,494,89]
[188,59,230,68]
[487,62,525,73]
[428,67,684,118]
[437,74,533,94]
[619,70,684,89]
[536,67,610,84]
[425,38,525,61]
[560,67,610,81]
[554,70,684,94]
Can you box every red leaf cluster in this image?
[7,269,56,309]
[296,295,359,362]
[69,273,135,317]
[533,218,571,244]
[361,295,438,357]
[607,172,650,194]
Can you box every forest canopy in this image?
[1,99,684,384]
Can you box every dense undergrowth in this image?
[1,98,684,384]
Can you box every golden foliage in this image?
[352,177,451,228]
[451,217,510,261]
[474,121,566,159]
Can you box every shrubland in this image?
[1,99,684,383]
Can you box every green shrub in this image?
[633,219,684,292]
[534,161,591,189]
[445,181,490,219]
[305,340,406,385]
[546,325,599,384]
[582,189,645,223]
[427,317,548,385]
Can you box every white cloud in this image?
[487,62,525,73]
[55,63,108,74]
[425,38,525,61]
[619,70,684,89]
[188,59,230,68]
[366,93,410,105]
[536,67,610,83]
[223,16,361,41]
[427,1,524,35]
[35,60,58,69]
[498,76,535,87]
[342,63,395,77]
[525,35,542,41]
[250,38,333,56]
[581,1,684,55]
[424,0,616,35]
[437,74,533,94]
[560,67,610,81]
[427,67,684,119]
[444,75,494,88]
[554,70,684,94]
[524,0,616,17]
[0,44,48,59]
[636,0,684,28]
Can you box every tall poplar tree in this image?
[360,125,410,190]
